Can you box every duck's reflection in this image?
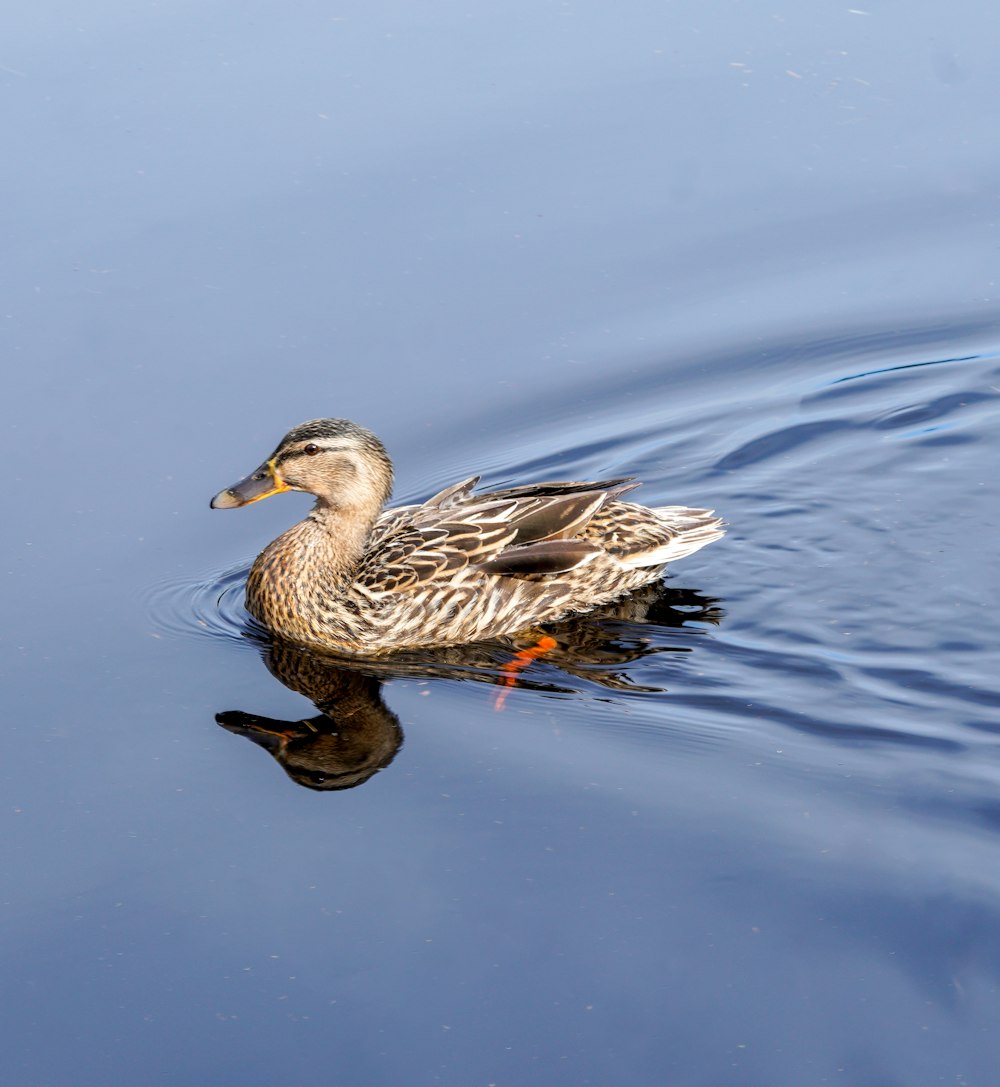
[216,584,722,791]
[216,667,403,791]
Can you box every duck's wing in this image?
[356,503,518,593]
[361,475,482,553]
[358,483,628,594]
[422,475,481,508]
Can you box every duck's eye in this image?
[304,443,320,456]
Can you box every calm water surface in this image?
[4,2,1000,1084]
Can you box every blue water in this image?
[4,3,1000,1084]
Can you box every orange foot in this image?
[494,635,559,710]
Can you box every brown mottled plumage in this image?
[210,419,724,653]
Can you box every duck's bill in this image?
[210,463,290,508]
[215,710,291,750]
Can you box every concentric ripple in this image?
[143,563,265,648]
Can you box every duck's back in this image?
[330,477,724,652]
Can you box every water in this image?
[4,2,1000,1084]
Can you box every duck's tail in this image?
[623,507,726,568]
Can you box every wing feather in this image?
[476,540,603,576]
[355,475,715,596]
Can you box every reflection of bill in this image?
[215,584,723,792]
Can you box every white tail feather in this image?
[622,507,725,568]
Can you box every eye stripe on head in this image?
[278,443,332,464]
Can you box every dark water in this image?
[4,3,1000,1084]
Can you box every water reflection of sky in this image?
[4,2,1000,1084]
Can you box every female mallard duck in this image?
[211,419,724,654]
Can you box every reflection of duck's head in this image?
[216,702,402,791]
[217,651,402,791]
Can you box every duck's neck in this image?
[245,501,380,643]
[306,499,377,578]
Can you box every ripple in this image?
[144,563,264,648]
[827,352,981,386]
[713,418,855,472]
[869,389,995,433]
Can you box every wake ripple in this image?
[143,563,264,648]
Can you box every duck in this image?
[210,418,724,654]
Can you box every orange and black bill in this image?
[210,460,290,509]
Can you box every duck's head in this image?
[210,418,393,513]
